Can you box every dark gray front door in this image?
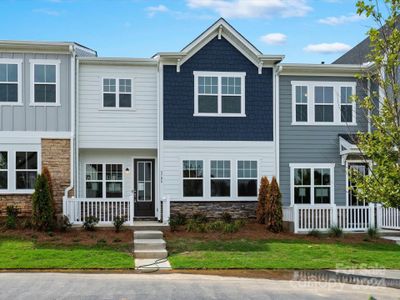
[134,159,155,217]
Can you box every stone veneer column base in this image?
[170,201,257,219]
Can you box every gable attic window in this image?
[194,71,245,117]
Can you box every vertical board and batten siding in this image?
[163,36,274,141]
[78,64,158,149]
[279,76,369,206]
[161,141,276,200]
[0,52,71,131]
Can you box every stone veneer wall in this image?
[41,138,71,214]
[0,138,71,217]
[170,201,257,219]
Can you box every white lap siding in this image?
[161,141,276,201]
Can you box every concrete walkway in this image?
[0,273,398,300]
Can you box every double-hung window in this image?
[295,86,308,122]
[291,164,334,205]
[315,86,334,122]
[210,160,231,197]
[86,163,123,198]
[0,152,8,189]
[292,81,356,125]
[237,160,258,197]
[182,160,203,197]
[30,60,60,105]
[102,78,133,108]
[16,152,38,190]
[194,71,245,116]
[0,60,21,104]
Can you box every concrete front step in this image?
[134,239,166,251]
[134,249,168,259]
[134,230,164,240]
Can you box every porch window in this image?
[86,163,123,198]
[347,162,369,206]
[15,152,38,190]
[210,160,230,197]
[291,163,334,205]
[237,160,257,197]
[182,160,203,197]
[0,152,7,189]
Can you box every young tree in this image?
[265,177,283,233]
[256,176,269,224]
[42,167,55,217]
[351,0,400,207]
[32,174,54,231]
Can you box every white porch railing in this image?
[63,195,134,225]
[289,204,400,233]
[379,206,400,230]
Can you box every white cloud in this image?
[318,14,365,25]
[260,33,287,45]
[303,42,351,54]
[186,0,312,19]
[146,4,169,17]
[32,8,61,16]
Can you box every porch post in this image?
[376,203,382,229]
[331,204,338,227]
[129,194,134,225]
[293,205,299,233]
[369,202,375,229]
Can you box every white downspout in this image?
[275,64,283,183]
[63,45,76,215]
[367,77,371,133]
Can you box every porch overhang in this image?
[339,134,362,165]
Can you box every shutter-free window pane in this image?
[211,160,230,197]
[0,84,18,102]
[16,171,37,190]
[106,182,123,198]
[0,152,7,170]
[0,63,19,103]
[315,105,333,122]
[34,65,45,82]
[16,152,37,190]
[296,105,307,122]
[119,94,131,107]
[341,87,353,123]
[341,105,352,122]
[86,182,103,198]
[104,94,116,107]
[294,187,311,204]
[86,164,103,181]
[314,168,331,204]
[0,64,6,81]
[45,65,56,83]
[238,160,257,197]
[198,95,218,113]
[0,152,7,189]
[35,85,56,103]
[183,160,203,197]
[0,171,7,189]
[222,96,241,113]
[7,64,17,82]
[295,86,308,122]
[34,64,57,103]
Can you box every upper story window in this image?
[30,59,60,106]
[292,81,356,125]
[194,71,245,117]
[0,59,22,105]
[102,78,133,109]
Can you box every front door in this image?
[134,159,155,217]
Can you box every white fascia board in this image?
[78,57,158,66]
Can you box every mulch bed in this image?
[164,222,394,245]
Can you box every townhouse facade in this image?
[1,19,397,232]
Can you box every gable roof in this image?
[154,18,284,69]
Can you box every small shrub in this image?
[173,212,188,225]
[329,225,343,238]
[72,238,81,243]
[59,215,72,232]
[97,238,107,245]
[186,219,206,233]
[235,219,246,227]
[113,238,122,243]
[221,212,233,223]
[169,217,180,232]
[47,231,55,237]
[206,220,225,232]
[32,174,55,231]
[20,218,33,229]
[308,229,321,238]
[223,222,240,234]
[6,206,19,229]
[113,215,126,233]
[83,216,99,231]
[367,227,379,239]
[191,213,208,224]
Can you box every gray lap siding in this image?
[279,75,369,206]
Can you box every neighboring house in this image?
[2,19,398,233]
[0,41,96,216]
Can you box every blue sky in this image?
[0,0,376,63]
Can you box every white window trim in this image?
[0,151,9,190]
[291,81,357,126]
[193,71,246,117]
[345,160,372,207]
[84,163,124,199]
[237,160,258,198]
[100,77,135,110]
[29,59,61,106]
[182,159,204,199]
[289,163,335,206]
[0,58,23,106]
[210,160,232,198]
[0,144,41,195]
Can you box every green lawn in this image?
[0,237,134,269]
[168,239,400,269]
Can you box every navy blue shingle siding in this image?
[163,36,273,141]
